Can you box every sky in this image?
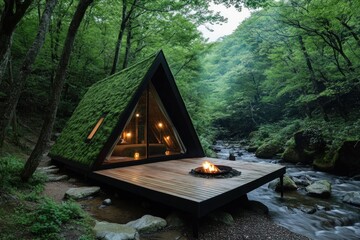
[197,3,251,42]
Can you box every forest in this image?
[0,0,360,239]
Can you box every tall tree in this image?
[0,0,58,149]
[110,0,137,74]
[0,0,33,82]
[21,0,94,181]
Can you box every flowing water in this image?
[214,140,360,240]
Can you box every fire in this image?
[202,161,220,173]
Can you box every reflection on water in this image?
[215,141,360,240]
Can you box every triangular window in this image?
[104,83,186,164]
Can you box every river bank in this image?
[215,140,360,240]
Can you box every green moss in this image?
[49,52,158,167]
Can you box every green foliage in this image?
[29,198,85,238]
[0,155,94,240]
[0,156,46,196]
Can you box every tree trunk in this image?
[21,0,93,182]
[122,18,132,69]
[110,0,138,74]
[0,0,34,82]
[298,35,329,121]
[0,0,58,149]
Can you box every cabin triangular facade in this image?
[49,51,204,172]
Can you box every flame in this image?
[202,161,220,173]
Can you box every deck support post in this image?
[280,175,284,198]
[192,217,199,239]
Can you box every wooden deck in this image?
[92,157,285,219]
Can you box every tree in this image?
[21,0,94,181]
[0,0,33,82]
[0,0,58,149]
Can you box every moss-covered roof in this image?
[49,52,158,168]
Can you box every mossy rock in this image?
[313,151,335,172]
[294,129,326,152]
[268,175,297,192]
[282,146,301,163]
[255,141,282,159]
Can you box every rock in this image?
[333,141,360,176]
[246,146,258,152]
[103,198,112,206]
[351,175,360,181]
[268,175,297,192]
[46,174,69,182]
[246,200,269,215]
[291,176,311,186]
[65,186,100,200]
[166,212,184,227]
[282,146,301,163]
[306,180,331,198]
[228,153,236,160]
[342,191,360,206]
[94,221,138,240]
[208,211,234,225]
[294,129,326,152]
[255,141,282,159]
[36,165,58,170]
[126,215,166,233]
[300,206,317,214]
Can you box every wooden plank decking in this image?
[92,157,285,219]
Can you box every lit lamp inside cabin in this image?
[134,152,140,160]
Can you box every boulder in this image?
[126,215,166,233]
[268,175,297,192]
[306,180,331,198]
[65,186,100,200]
[342,191,360,207]
[255,141,282,159]
[333,141,360,176]
[208,211,234,225]
[94,221,138,240]
[282,129,326,164]
[294,129,326,152]
[291,175,311,186]
[282,146,301,163]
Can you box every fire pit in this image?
[190,160,241,179]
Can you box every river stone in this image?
[306,180,331,198]
[103,198,112,206]
[268,175,297,192]
[126,215,166,233]
[208,211,234,225]
[342,191,360,206]
[65,186,100,199]
[46,174,69,182]
[94,221,139,240]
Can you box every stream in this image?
[214,140,360,240]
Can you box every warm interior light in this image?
[134,152,140,159]
[165,150,170,155]
[126,132,132,137]
[87,116,105,140]
[136,113,140,117]
[165,136,170,140]
[202,161,220,173]
[158,122,163,128]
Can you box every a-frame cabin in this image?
[50,50,286,238]
[50,50,204,173]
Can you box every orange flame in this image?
[202,161,220,173]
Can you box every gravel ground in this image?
[189,210,309,240]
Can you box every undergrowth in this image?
[0,156,94,240]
